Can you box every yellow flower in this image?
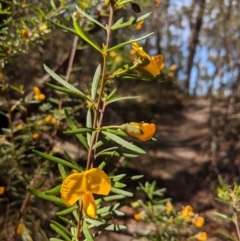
[131,42,164,77]
[21,29,29,38]
[134,211,146,221]
[165,201,173,213]
[51,117,57,125]
[32,133,39,139]
[181,205,194,221]
[60,168,111,218]
[0,186,5,195]
[195,232,207,241]
[135,20,144,30]
[193,216,205,228]
[155,0,161,6]
[17,123,23,130]
[0,136,5,143]
[16,222,24,235]
[45,115,52,122]
[33,86,45,101]
[121,122,156,141]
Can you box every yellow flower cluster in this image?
[0,186,5,195]
[61,168,111,218]
[121,122,156,141]
[181,205,205,228]
[131,42,164,77]
[45,115,57,124]
[33,87,45,101]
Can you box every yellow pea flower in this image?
[45,115,52,122]
[131,41,164,77]
[134,211,146,221]
[32,133,39,139]
[135,20,144,30]
[33,86,45,101]
[181,205,194,221]
[60,168,111,218]
[165,201,173,213]
[193,216,205,228]
[195,232,207,241]
[121,122,156,141]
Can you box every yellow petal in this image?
[33,87,40,95]
[60,173,86,206]
[82,193,97,218]
[84,168,111,195]
[121,122,156,141]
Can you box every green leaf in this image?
[76,6,106,30]
[59,216,77,227]
[64,109,88,149]
[105,224,127,231]
[44,65,88,100]
[73,16,101,53]
[111,187,133,197]
[51,220,72,238]
[100,195,126,201]
[111,12,152,30]
[83,220,94,241]
[50,223,71,241]
[55,206,78,216]
[86,109,92,146]
[28,187,66,207]
[85,218,106,227]
[112,174,126,181]
[64,128,94,135]
[97,203,121,215]
[58,164,67,179]
[91,64,101,101]
[45,82,86,98]
[114,182,126,188]
[44,185,61,195]
[218,231,236,241]
[33,150,82,172]
[102,131,146,154]
[107,95,139,104]
[108,32,154,52]
[106,88,117,101]
[131,175,144,180]
[48,19,77,36]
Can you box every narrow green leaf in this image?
[59,216,76,227]
[44,185,61,195]
[111,17,124,29]
[114,182,126,188]
[218,231,236,241]
[111,12,152,30]
[48,19,77,36]
[105,224,127,231]
[100,195,126,201]
[76,6,105,30]
[51,221,72,238]
[50,223,71,241]
[106,88,117,101]
[45,82,86,98]
[83,220,94,241]
[33,150,82,172]
[44,65,88,100]
[85,218,106,227]
[86,109,92,146]
[131,175,144,180]
[63,151,82,171]
[64,128,94,135]
[111,187,133,197]
[112,174,126,181]
[102,131,146,154]
[58,164,67,179]
[64,109,88,149]
[28,187,66,207]
[92,139,108,150]
[55,206,77,216]
[97,203,121,215]
[91,64,101,101]
[73,17,101,53]
[108,32,154,52]
[107,95,139,104]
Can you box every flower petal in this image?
[121,122,156,141]
[82,193,97,218]
[60,173,86,206]
[84,168,111,195]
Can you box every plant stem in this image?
[86,1,114,170]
